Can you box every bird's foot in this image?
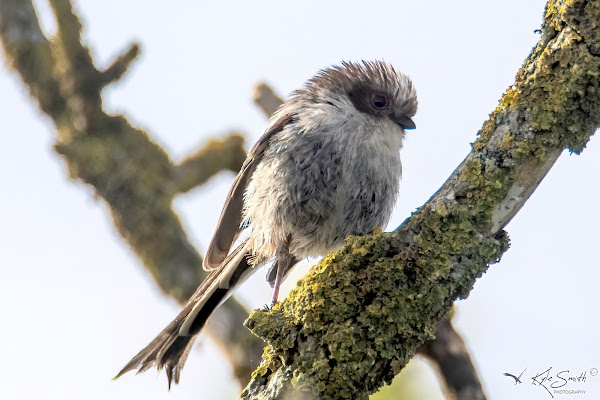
[260,300,278,312]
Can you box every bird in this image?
[115,60,417,387]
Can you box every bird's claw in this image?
[260,300,278,312]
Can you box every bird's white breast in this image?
[244,98,404,261]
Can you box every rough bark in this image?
[0,0,262,386]
[240,1,600,399]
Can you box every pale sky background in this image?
[1,1,599,399]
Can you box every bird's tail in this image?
[114,240,254,388]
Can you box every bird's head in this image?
[298,60,418,131]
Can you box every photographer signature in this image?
[503,367,596,398]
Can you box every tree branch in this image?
[0,0,262,387]
[252,84,488,400]
[0,0,66,118]
[419,318,486,400]
[99,42,141,87]
[240,1,600,399]
[254,82,284,116]
[173,133,247,194]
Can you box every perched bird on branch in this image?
[115,60,417,387]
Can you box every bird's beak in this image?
[393,116,416,130]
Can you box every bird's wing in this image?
[203,112,294,270]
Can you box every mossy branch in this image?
[241,1,600,399]
[252,83,488,399]
[0,0,261,387]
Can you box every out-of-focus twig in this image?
[173,133,247,194]
[254,82,283,117]
[419,318,487,400]
[99,43,141,86]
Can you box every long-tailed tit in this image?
[115,60,417,387]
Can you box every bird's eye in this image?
[371,94,389,109]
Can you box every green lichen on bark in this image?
[242,1,600,399]
[243,62,527,399]
[475,0,599,157]
[244,185,509,399]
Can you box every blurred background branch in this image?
[419,318,486,400]
[253,82,283,117]
[0,0,262,387]
[173,133,247,194]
